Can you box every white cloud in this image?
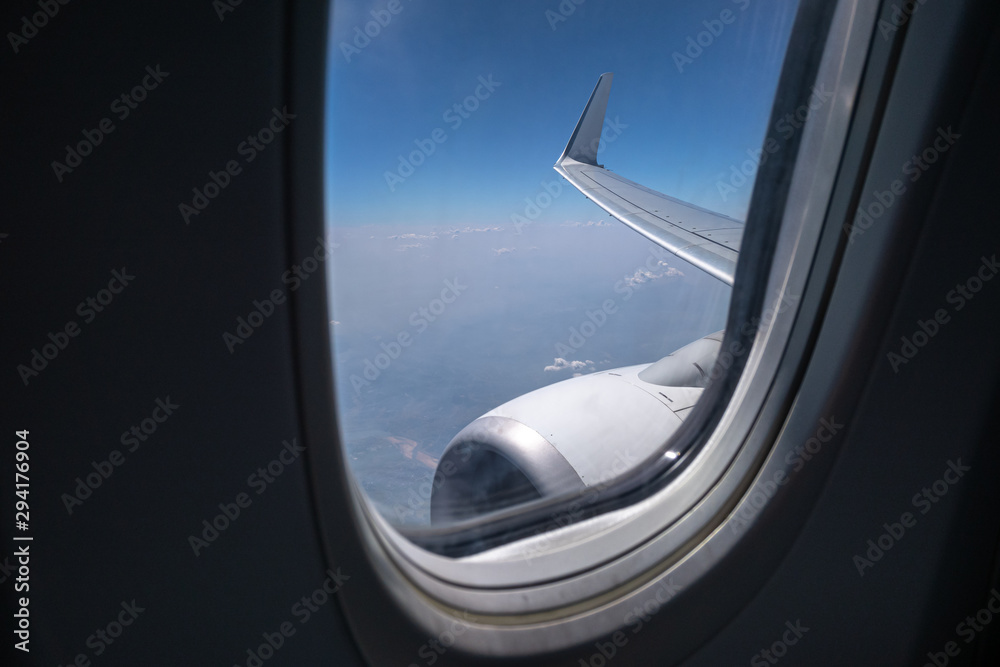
[561,220,612,228]
[544,358,595,373]
[387,232,438,241]
[448,225,504,235]
[493,247,516,256]
[623,261,684,287]
[394,243,425,252]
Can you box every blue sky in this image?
[325,0,801,227]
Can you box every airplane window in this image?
[325,1,802,539]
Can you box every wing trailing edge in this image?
[555,74,743,286]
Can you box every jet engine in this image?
[429,332,723,523]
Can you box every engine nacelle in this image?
[429,333,721,524]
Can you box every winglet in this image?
[558,73,614,167]
[553,74,742,285]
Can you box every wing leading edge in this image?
[554,73,743,285]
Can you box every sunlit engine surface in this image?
[430,333,721,523]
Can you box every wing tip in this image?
[558,73,615,167]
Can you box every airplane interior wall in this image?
[3,0,1000,665]
[3,1,366,664]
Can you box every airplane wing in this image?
[554,73,744,285]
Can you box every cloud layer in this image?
[544,357,595,373]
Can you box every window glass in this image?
[326,0,801,528]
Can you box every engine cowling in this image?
[429,332,722,524]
